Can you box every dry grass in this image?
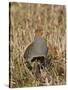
[9,2,66,88]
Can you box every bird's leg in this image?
[32,59,38,75]
[32,59,41,81]
[40,59,46,70]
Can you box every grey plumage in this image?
[24,37,48,64]
[24,37,48,79]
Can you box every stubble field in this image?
[9,2,66,88]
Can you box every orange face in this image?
[35,29,43,37]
